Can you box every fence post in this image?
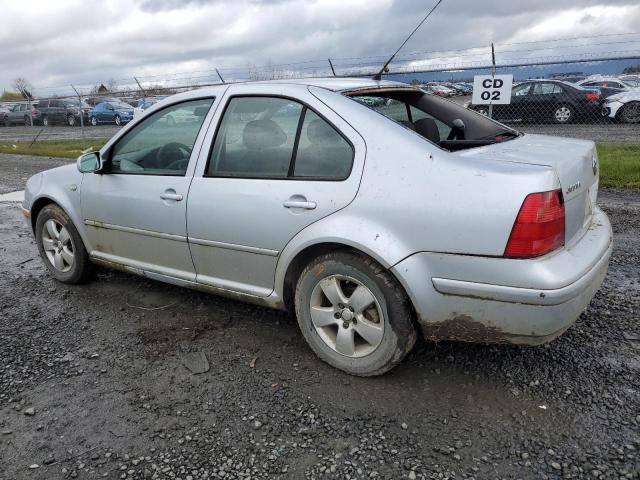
[70,84,84,134]
[489,43,496,119]
[134,77,146,106]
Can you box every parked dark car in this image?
[0,104,11,126]
[469,80,602,124]
[5,103,42,126]
[89,102,134,126]
[38,98,91,127]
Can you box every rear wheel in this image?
[90,116,97,126]
[475,106,489,116]
[294,251,416,376]
[35,204,93,284]
[24,116,31,127]
[553,104,573,124]
[620,101,640,124]
[42,115,49,127]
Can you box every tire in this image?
[294,251,416,376]
[24,116,31,127]
[475,106,489,116]
[90,116,97,126]
[67,114,76,127]
[42,115,49,127]
[114,115,121,126]
[619,101,640,124]
[35,204,93,284]
[553,104,573,124]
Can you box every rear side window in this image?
[207,96,353,180]
[533,83,562,95]
[294,109,353,179]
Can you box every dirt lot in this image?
[0,155,638,479]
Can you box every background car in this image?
[89,101,134,126]
[133,96,166,117]
[0,103,11,126]
[469,79,602,124]
[423,84,455,97]
[602,90,640,123]
[5,103,42,126]
[37,98,91,126]
[576,77,635,99]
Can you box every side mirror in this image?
[77,152,102,173]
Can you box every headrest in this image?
[243,119,287,150]
[306,118,338,144]
[414,117,440,143]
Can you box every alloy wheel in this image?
[309,275,384,358]
[41,219,75,273]
[554,106,572,123]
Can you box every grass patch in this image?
[597,143,640,190]
[0,138,107,159]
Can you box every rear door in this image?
[187,84,365,296]
[529,82,562,121]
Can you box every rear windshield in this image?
[345,88,520,152]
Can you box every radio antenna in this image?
[372,0,444,81]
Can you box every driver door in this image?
[81,97,216,282]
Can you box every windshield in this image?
[346,88,519,152]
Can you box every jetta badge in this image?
[592,156,598,176]
[566,182,581,194]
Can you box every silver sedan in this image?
[22,78,613,376]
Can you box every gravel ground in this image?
[0,156,638,480]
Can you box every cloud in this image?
[0,0,639,96]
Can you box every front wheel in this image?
[114,115,121,126]
[294,251,416,376]
[90,116,97,126]
[42,115,49,127]
[620,101,640,124]
[553,104,573,124]
[35,204,93,284]
[67,114,76,127]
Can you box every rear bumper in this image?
[391,207,612,345]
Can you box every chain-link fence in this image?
[1,43,640,144]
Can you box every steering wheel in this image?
[156,142,192,169]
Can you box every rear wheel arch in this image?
[281,242,415,318]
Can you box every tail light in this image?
[504,190,565,258]
[584,91,600,101]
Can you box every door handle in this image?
[160,192,183,201]
[283,199,316,210]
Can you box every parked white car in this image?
[602,90,640,123]
[22,78,612,376]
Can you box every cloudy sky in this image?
[1,0,640,96]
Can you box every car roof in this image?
[168,77,413,101]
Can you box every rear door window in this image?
[207,96,353,180]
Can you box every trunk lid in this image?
[457,134,599,245]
